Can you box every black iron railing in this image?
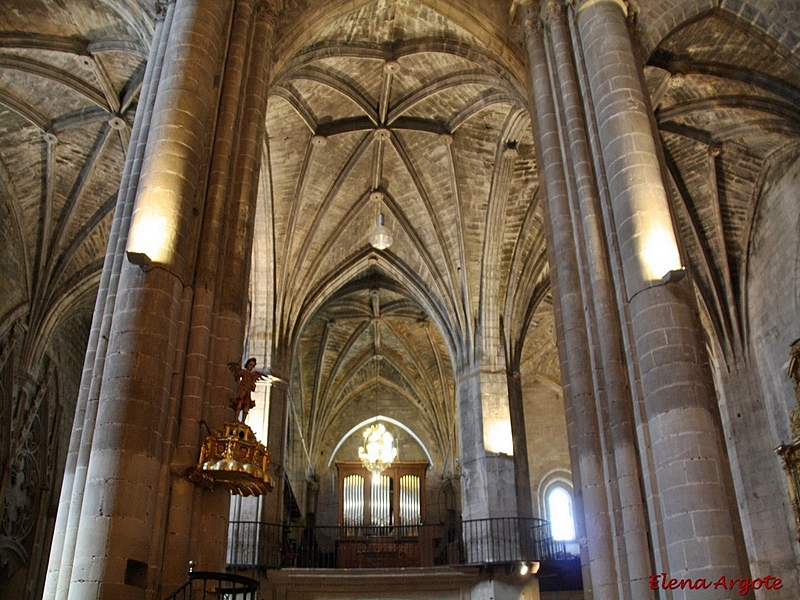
[164,571,259,600]
[227,518,568,570]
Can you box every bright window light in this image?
[547,487,575,541]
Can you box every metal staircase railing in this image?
[164,570,259,600]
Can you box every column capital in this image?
[542,0,566,25]
[522,14,544,37]
[253,0,278,20]
[253,0,274,12]
[518,1,544,37]
[508,0,541,33]
[154,0,174,21]
[234,0,278,25]
[254,0,279,37]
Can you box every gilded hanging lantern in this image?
[188,421,273,496]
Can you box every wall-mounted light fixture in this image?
[485,419,514,456]
[641,227,683,284]
[126,251,152,267]
[661,267,686,284]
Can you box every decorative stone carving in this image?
[383,60,400,74]
[774,339,800,542]
[788,339,800,434]
[154,0,171,20]
[108,115,127,130]
[1,377,46,582]
[542,0,564,25]
[2,451,38,541]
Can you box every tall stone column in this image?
[456,137,524,524]
[716,358,800,599]
[520,6,617,599]
[456,307,525,599]
[456,365,519,522]
[63,0,240,598]
[44,3,176,600]
[455,366,529,600]
[261,366,289,523]
[202,0,275,575]
[539,2,654,597]
[507,369,534,520]
[157,0,275,592]
[455,133,525,599]
[573,0,746,595]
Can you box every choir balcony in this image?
[226,517,568,571]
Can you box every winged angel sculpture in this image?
[228,358,266,422]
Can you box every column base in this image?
[470,575,540,600]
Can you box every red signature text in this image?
[649,573,782,596]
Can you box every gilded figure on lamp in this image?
[228,358,265,422]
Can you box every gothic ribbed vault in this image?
[2,0,800,596]
[252,1,547,479]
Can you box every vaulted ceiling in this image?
[0,0,150,368]
[258,1,544,470]
[2,0,800,466]
[646,8,800,358]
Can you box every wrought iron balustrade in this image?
[164,570,259,600]
[227,517,568,570]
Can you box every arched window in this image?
[546,486,575,541]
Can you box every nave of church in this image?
[1,1,800,599]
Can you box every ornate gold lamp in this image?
[188,421,273,496]
[775,339,800,542]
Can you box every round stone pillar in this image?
[43,4,177,599]
[65,1,234,598]
[540,1,654,597]
[574,0,746,595]
[520,7,618,598]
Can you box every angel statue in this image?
[228,358,266,422]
